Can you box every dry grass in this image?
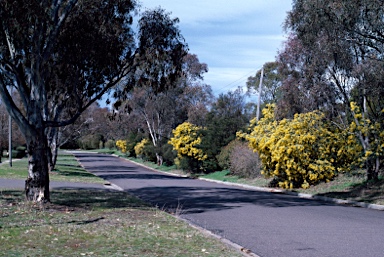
[0,189,243,257]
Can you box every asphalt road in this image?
[73,152,384,257]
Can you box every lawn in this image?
[0,152,243,257]
[0,152,105,184]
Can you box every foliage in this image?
[217,140,238,170]
[217,140,261,178]
[0,0,137,201]
[105,140,116,150]
[229,141,261,179]
[239,104,360,189]
[246,61,283,105]
[134,138,150,158]
[281,0,384,180]
[79,134,104,150]
[168,122,206,172]
[112,8,204,166]
[349,102,384,172]
[169,122,206,161]
[201,88,248,171]
[116,140,128,153]
[161,143,177,166]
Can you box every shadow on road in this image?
[73,152,337,215]
[125,185,336,215]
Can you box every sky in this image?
[138,0,293,96]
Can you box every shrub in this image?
[79,134,104,150]
[105,140,116,150]
[169,122,207,173]
[217,140,241,170]
[134,138,150,158]
[161,143,176,166]
[116,140,128,153]
[229,141,261,179]
[238,104,360,189]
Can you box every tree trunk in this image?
[366,157,380,181]
[156,152,163,166]
[47,127,59,172]
[25,129,50,202]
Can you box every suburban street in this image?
[73,152,384,257]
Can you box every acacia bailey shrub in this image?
[116,140,128,153]
[238,104,360,189]
[169,122,207,173]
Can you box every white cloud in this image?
[140,1,290,25]
[139,0,293,94]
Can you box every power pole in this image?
[256,67,264,121]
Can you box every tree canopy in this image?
[279,0,384,180]
[0,0,137,201]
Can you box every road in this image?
[73,152,384,257]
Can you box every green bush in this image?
[217,140,241,170]
[161,143,176,166]
[105,140,116,150]
[79,134,104,150]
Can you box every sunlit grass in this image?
[0,150,242,257]
[0,152,105,184]
[0,189,242,257]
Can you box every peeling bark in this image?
[25,130,50,202]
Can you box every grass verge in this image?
[0,189,242,257]
[201,169,384,206]
[0,152,105,184]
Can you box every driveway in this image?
[72,152,384,257]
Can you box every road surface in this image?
[73,152,384,257]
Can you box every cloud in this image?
[140,0,291,25]
[139,0,293,95]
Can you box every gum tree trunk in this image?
[24,128,50,202]
[47,126,59,172]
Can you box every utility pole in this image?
[256,67,264,121]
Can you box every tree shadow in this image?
[0,188,151,230]
[96,172,190,181]
[50,188,150,210]
[0,188,149,211]
[125,185,337,215]
[72,153,119,163]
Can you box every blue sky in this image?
[138,0,293,96]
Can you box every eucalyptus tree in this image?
[284,0,384,180]
[114,9,212,166]
[113,8,188,166]
[0,0,137,201]
[246,62,283,105]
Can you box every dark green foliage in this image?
[79,134,104,150]
[177,156,202,174]
[125,132,145,157]
[104,140,116,150]
[161,143,176,166]
[217,140,240,170]
[140,143,157,163]
[200,89,248,172]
